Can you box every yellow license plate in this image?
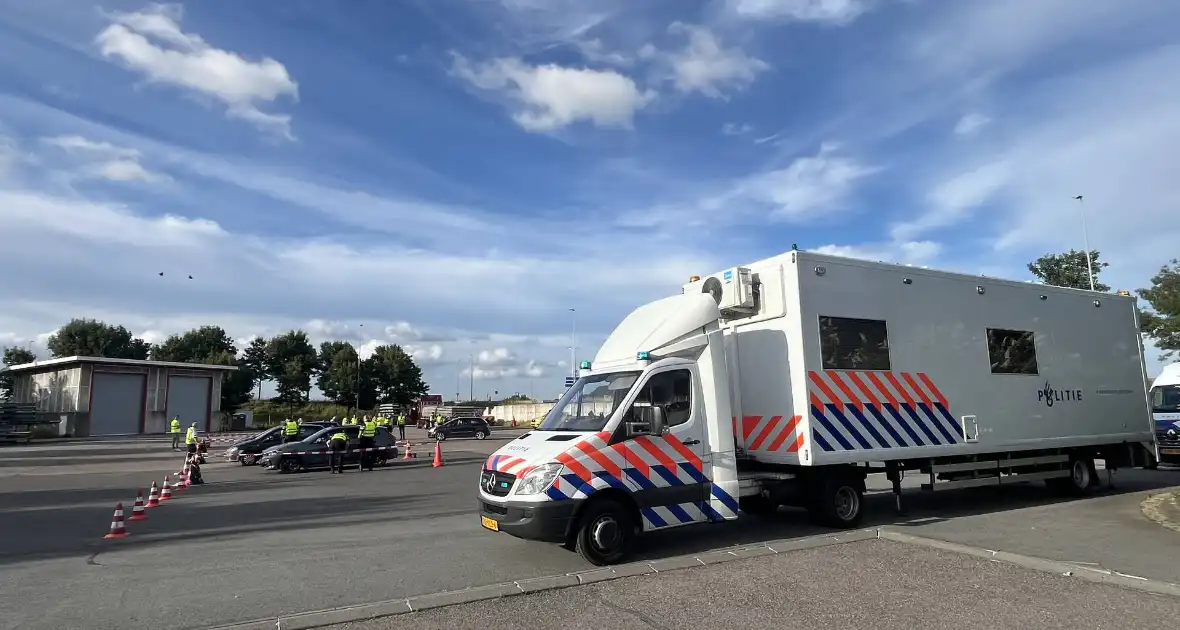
[1161,448,1180,455]
[480,516,499,531]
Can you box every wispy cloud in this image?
[42,134,170,183]
[727,0,873,25]
[641,23,769,99]
[953,113,990,136]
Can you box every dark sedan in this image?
[260,425,397,473]
[226,422,336,465]
[428,417,491,441]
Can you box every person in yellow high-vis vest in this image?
[170,416,182,450]
[282,418,299,443]
[396,414,406,441]
[184,423,198,455]
[358,417,378,472]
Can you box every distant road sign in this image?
[564,376,576,388]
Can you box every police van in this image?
[477,249,1158,565]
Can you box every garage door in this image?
[90,372,146,435]
[166,377,212,432]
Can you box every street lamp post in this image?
[568,308,577,379]
[1073,195,1096,292]
[469,353,474,402]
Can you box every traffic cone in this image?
[160,476,173,501]
[432,441,444,467]
[129,490,148,521]
[403,442,414,460]
[103,503,129,539]
[181,464,191,488]
[146,482,160,507]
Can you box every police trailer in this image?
[477,249,1158,565]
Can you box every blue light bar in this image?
[579,360,591,370]
[636,351,650,360]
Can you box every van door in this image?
[613,366,709,531]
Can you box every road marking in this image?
[1140,491,1180,533]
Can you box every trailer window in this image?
[819,316,891,371]
[986,328,1039,375]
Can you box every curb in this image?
[195,525,1180,630]
[198,529,876,630]
[1141,490,1180,534]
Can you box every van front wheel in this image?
[573,499,635,566]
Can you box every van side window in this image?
[819,316,891,371]
[986,328,1039,375]
[624,369,693,428]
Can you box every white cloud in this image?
[812,240,942,266]
[641,23,769,99]
[722,122,753,136]
[450,54,655,131]
[734,143,879,220]
[476,347,517,367]
[42,134,169,183]
[889,160,1011,242]
[953,113,991,136]
[95,3,298,137]
[729,0,871,24]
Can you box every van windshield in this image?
[537,371,641,432]
[1151,384,1180,414]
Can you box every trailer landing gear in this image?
[886,463,907,517]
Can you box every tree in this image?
[501,394,532,403]
[265,331,317,404]
[1,347,36,401]
[1138,258,1180,361]
[316,341,354,395]
[152,326,236,363]
[241,337,268,399]
[47,318,152,359]
[206,349,254,411]
[1027,249,1111,292]
[367,344,428,407]
[319,345,361,406]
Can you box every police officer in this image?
[170,416,182,450]
[184,422,198,455]
[283,417,299,443]
[328,429,348,474]
[396,413,406,441]
[358,416,377,472]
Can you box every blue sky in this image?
[1,0,1178,400]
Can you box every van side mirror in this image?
[626,405,666,437]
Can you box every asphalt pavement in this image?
[335,539,1180,630]
[0,433,1177,630]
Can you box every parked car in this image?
[428,417,491,441]
[227,422,336,465]
[259,425,397,473]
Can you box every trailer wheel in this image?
[573,498,635,566]
[1048,456,1097,495]
[810,476,864,528]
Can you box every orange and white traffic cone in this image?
[129,490,148,521]
[432,441,444,468]
[103,503,129,539]
[403,442,414,460]
[146,482,160,507]
[181,464,191,488]
[160,476,173,501]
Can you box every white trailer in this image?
[476,249,1158,565]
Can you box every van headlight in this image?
[513,463,564,495]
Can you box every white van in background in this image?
[1152,362,1180,464]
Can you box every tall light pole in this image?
[468,353,474,402]
[568,308,577,379]
[1073,195,1096,292]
